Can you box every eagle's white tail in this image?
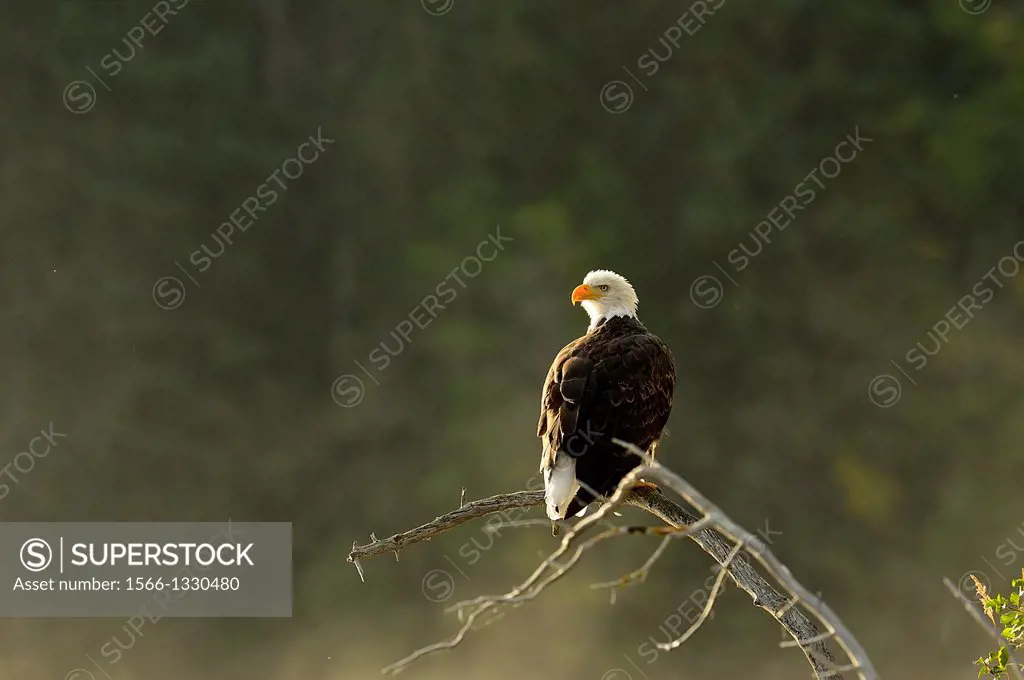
[543,451,580,520]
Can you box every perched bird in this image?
[537,270,676,530]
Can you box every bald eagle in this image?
[538,270,676,523]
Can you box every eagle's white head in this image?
[571,269,639,332]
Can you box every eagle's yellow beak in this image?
[571,284,600,306]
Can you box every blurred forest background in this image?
[2,0,1024,678]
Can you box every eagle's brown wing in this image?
[537,336,587,472]
[537,319,675,510]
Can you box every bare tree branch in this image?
[347,490,543,581]
[621,459,871,680]
[380,523,655,675]
[349,454,878,680]
[659,539,743,651]
[589,528,696,604]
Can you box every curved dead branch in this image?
[348,450,878,680]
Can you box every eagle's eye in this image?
[598,284,609,292]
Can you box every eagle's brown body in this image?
[538,315,675,517]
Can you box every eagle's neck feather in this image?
[583,303,637,333]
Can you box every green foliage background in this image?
[1,1,1023,678]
